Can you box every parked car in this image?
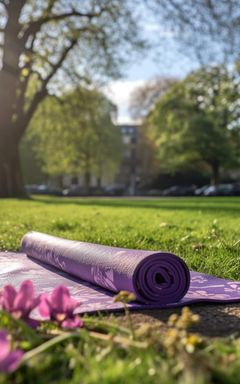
[63,185,106,196]
[105,184,125,196]
[232,183,240,196]
[162,186,182,196]
[194,185,210,196]
[25,184,63,196]
[204,184,235,196]
[63,186,88,196]
[145,189,163,196]
[162,185,196,196]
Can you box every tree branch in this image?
[22,5,107,42]
[43,39,77,90]
[19,3,107,66]
[44,0,57,15]
[22,17,98,54]
[33,8,106,24]
[19,39,77,137]
[62,66,90,85]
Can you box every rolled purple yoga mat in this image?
[21,232,190,305]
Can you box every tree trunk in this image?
[84,171,91,195]
[97,176,102,189]
[211,163,220,186]
[0,137,25,198]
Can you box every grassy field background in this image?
[0,196,240,383]
[0,196,239,278]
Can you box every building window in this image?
[131,137,137,145]
[71,176,78,185]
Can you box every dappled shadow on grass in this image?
[31,196,240,215]
[112,303,240,337]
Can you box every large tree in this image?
[0,0,143,197]
[147,65,240,185]
[24,88,122,192]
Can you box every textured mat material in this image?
[0,232,239,315]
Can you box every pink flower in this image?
[0,280,41,327]
[0,331,23,373]
[39,286,83,329]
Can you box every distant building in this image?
[114,124,140,195]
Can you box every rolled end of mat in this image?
[133,253,190,304]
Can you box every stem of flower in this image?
[21,332,78,362]
[83,317,130,335]
[0,310,41,344]
[124,303,135,340]
[89,331,147,349]
[21,328,147,364]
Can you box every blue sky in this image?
[104,22,199,123]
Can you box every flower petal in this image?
[0,350,23,373]
[13,280,35,315]
[0,331,10,361]
[66,296,81,314]
[51,286,71,313]
[32,295,41,310]
[1,285,17,311]
[26,318,39,329]
[38,294,51,318]
[61,316,83,329]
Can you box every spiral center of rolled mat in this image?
[133,253,190,303]
[155,273,166,284]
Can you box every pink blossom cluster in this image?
[0,281,83,373]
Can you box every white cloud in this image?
[103,80,146,124]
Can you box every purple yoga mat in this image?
[0,231,239,315]
[21,232,191,304]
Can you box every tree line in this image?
[23,63,240,190]
[137,65,240,186]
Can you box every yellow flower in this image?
[191,314,200,323]
[113,290,136,303]
[167,313,178,326]
[187,334,201,345]
[182,334,202,353]
[174,307,200,328]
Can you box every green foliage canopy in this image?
[25,88,122,183]
[147,65,240,184]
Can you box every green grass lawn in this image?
[0,196,240,383]
[1,196,239,279]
